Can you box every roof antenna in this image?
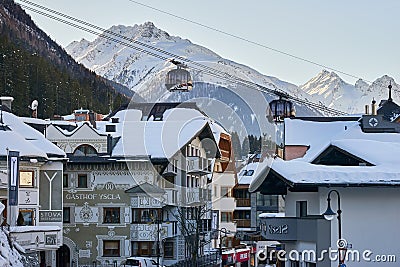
[388,81,393,102]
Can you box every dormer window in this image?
[106,125,116,132]
[73,144,97,157]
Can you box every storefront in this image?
[235,248,250,267]
[222,250,235,266]
[222,247,251,267]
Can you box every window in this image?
[239,169,254,176]
[164,241,174,259]
[103,207,120,224]
[221,212,233,222]
[233,189,250,199]
[132,209,160,223]
[290,260,300,267]
[106,125,116,132]
[19,209,34,226]
[256,193,278,207]
[305,263,316,267]
[73,144,97,156]
[131,241,157,256]
[173,159,178,173]
[186,175,191,187]
[162,175,174,189]
[63,174,69,188]
[296,201,307,218]
[103,240,120,257]
[19,171,34,187]
[77,174,88,188]
[63,207,71,223]
[234,210,251,220]
[220,187,231,197]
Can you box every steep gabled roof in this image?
[0,112,65,158]
[112,118,218,159]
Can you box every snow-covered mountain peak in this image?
[106,22,173,41]
[355,78,369,90]
[371,75,397,90]
[300,70,346,96]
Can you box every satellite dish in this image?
[28,100,39,118]
[29,100,38,111]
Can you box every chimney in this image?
[365,104,369,115]
[0,96,14,112]
[88,111,97,129]
[371,98,377,115]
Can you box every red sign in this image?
[236,249,250,262]
[222,251,235,265]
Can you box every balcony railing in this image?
[234,219,251,228]
[182,188,211,205]
[186,157,211,175]
[130,223,171,241]
[236,198,251,207]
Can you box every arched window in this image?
[73,144,97,156]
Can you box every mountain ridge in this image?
[66,22,398,115]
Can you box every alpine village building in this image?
[42,103,231,266]
[0,97,66,266]
[251,89,400,267]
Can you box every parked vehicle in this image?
[121,257,159,267]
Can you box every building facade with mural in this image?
[45,105,221,266]
[0,103,66,266]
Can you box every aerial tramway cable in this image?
[17,0,348,116]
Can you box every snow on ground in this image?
[0,203,23,267]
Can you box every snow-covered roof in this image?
[330,139,400,165]
[269,158,400,185]
[301,120,400,162]
[258,212,285,218]
[0,112,65,158]
[237,162,258,185]
[61,114,75,121]
[20,117,50,125]
[112,118,211,158]
[285,118,359,147]
[237,160,271,185]
[250,118,400,192]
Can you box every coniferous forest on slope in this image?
[0,0,130,118]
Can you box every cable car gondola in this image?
[165,61,193,92]
[269,96,295,122]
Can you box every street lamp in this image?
[322,189,344,266]
[217,228,229,253]
[147,208,171,267]
[146,213,162,267]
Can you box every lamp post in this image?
[147,214,161,267]
[322,189,344,267]
[147,208,171,267]
[217,228,229,253]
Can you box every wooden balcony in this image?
[236,198,251,207]
[235,219,251,228]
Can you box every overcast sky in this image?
[18,0,400,86]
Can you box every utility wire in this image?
[17,0,348,116]
[126,0,371,84]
